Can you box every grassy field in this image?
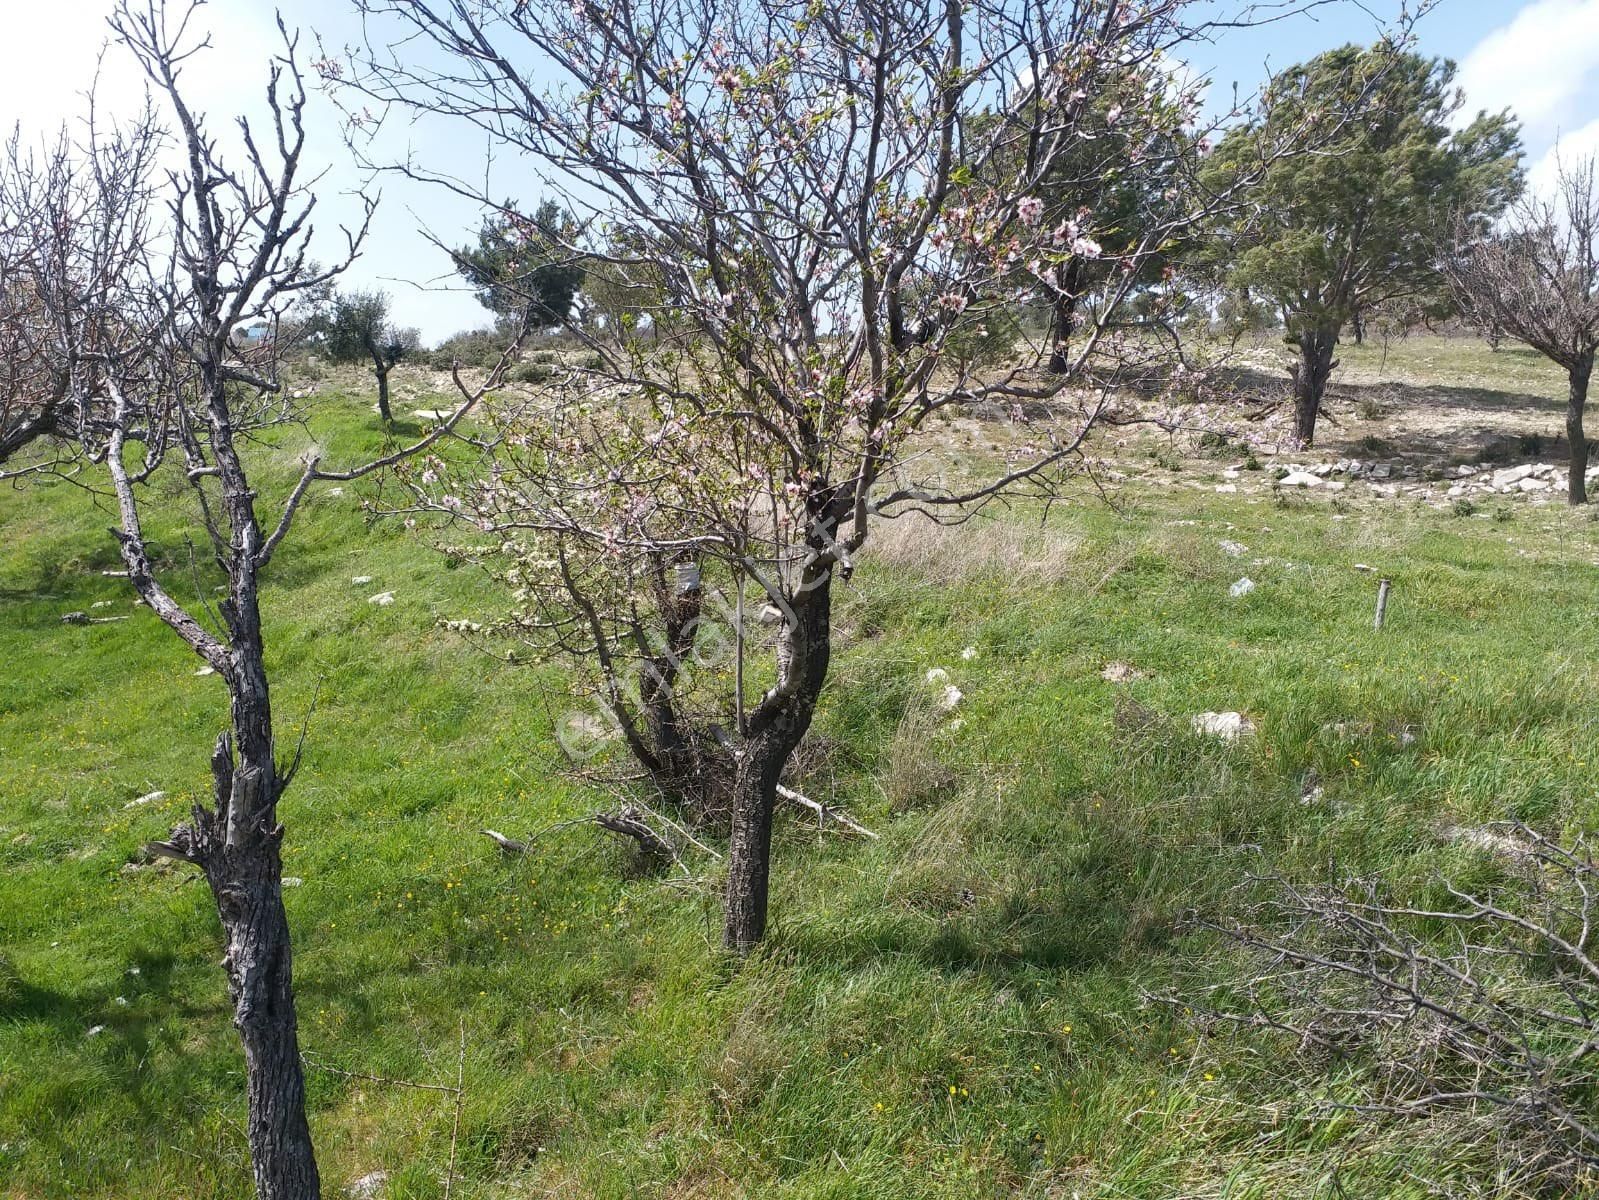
[3,341,1599,1198]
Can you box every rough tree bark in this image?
[1290,327,1339,448]
[1046,258,1085,375]
[723,570,832,951]
[1568,352,1593,505]
[375,362,393,425]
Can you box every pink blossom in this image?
[1071,235,1102,259]
[938,291,968,314]
[1016,196,1044,226]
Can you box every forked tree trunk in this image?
[1568,353,1593,506]
[723,572,833,952]
[1290,328,1339,448]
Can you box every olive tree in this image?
[318,287,419,423]
[1444,158,1599,504]
[340,0,1360,951]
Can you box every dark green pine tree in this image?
[1204,45,1522,447]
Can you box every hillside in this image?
[3,338,1599,1198]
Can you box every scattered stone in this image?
[194,666,215,677]
[282,877,304,888]
[937,684,964,711]
[1191,711,1256,741]
[1323,480,1347,492]
[368,592,395,606]
[1229,577,1256,598]
[1353,563,1375,573]
[960,645,978,661]
[1218,539,1248,557]
[1492,464,1536,489]
[1311,463,1334,477]
[925,667,950,685]
[124,791,166,809]
[351,575,374,585]
[346,1172,390,1200]
[757,604,784,624]
[1370,463,1393,480]
[1214,483,1237,493]
[61,611,90,625]
[1446,824,1533,860]
[1277,470,1322,488]
[1101,661,1145,683]
[91,600,115,609]
[327,486,344,497]
[1518,476,1550,492]
[115,996,129,1007]
[85,1025,106,1038]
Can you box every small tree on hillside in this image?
[319,288,418,424]
[343,0,1391,951]
[453,200,585,330]
[1204,45,1521,447]
[1444,158,1599,504]
[40,4,516,1195]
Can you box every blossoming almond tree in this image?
[340,0,1360,950]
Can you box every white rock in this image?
[194,666,215,677]
[960,646,978,661]
[1278,471,1322,488]
[86,1025,106,1038]
[115,996,129,1006]
[1492,464,1536,489]
[346,1172,390,1200]
[327,487,344,497]
[757,604,783,625]
[1215,484,1237,493]
[125,791,166,809]
[1311,463,1334,477]
[1101,661,1145,683]
[1370,464,1393,480]
[1191,711,1256,741]
[352,575,374,585]
[1518,477,1550,492]
[368,592,395,606]
[1229,577,1256,598]
[1219,539,1248,557]
[937,684,963,711]
[925,667,951,685]
[1324,481,1347,492]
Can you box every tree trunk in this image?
[723,729,787,950]
[200,811,320,1200]
[375,365,392,425]
[1046,259,1083,375]
[1568,354,1592,506]
[723,572,832,952]
[1290,328,1339,448]
[1351,310,1365,345]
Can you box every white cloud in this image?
[1455,0,1599,137]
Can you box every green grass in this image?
[3,351,1599,1198]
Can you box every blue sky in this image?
[3,0,1596,342]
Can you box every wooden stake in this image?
[1374,577,1392,631]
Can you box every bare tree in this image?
[1445,158,1599,504]
[336,0,1377,951]
[21,4,520,1195]
[0,116,163,476]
